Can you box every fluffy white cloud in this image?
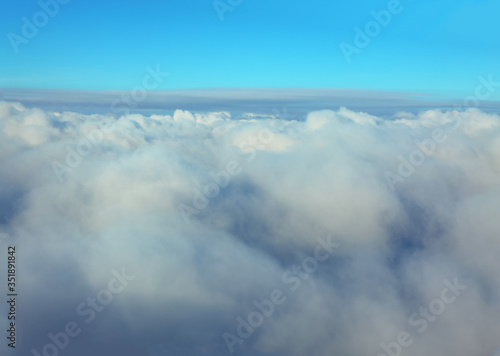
[0,101,499,356]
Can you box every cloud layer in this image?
[0,101,499,356]
[3,88,500,118]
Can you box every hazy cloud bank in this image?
[0,101,499,356]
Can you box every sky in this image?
[1,0,500,97]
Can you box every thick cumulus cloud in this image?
[0,100,499,356]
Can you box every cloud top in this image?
[1,101,499,356]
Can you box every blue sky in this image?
[1,0,499,98]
